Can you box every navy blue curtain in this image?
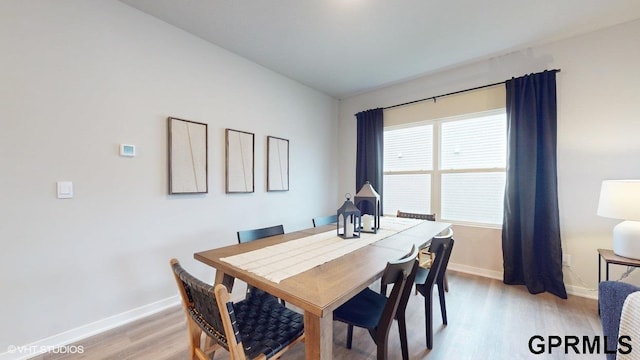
[355,108,384,214]
[502,70,567,299]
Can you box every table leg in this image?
[214,270,235,291]
[598,253,602,316]
[303,311,333,360]
[598,254,602,284]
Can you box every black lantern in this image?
[337,193,361,239]
[354,181,381,233]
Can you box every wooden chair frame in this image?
[170,259,304,360]
[171,258,225,360]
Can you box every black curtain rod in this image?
[382,69,561,110]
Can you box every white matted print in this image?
[267,136,289,191]
[226,129,255,193]
[168,117,208,194]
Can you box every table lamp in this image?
[597,180,640,259]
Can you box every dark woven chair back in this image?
[237,224,284,244]
[312,214,338,227]
[170,259,305,359]
[170,259,230,353]
[396,210,436,221]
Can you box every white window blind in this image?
[383,173,431,215]
[441,172,505,224]
[384,125,432,172]
[441,114,506,170]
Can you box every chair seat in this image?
[234,289,305,359]
[334,288,387,329]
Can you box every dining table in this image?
[194,218,451,360]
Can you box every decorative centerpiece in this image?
[337,193,361,239]
[354,181,381,233]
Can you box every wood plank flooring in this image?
[33,272,601,359]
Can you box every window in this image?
[383,110,506,226]
[383,124,433,215]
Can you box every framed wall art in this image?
[168,117,208,194]
[225,129,255,193]
[267,136,289,191]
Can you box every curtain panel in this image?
[502,70,567,299]
[355,108,384,214]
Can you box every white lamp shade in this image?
[597,180,640,221]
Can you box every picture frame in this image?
[267,136,289,191]
[168,117,208,194]
[225,129,255,193]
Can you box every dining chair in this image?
[237,224,285,243]
[170,259,305,360]
[396,210,450,293]
[396,210,436,268]
[312,214,338,227]
[333,246,419,360]
[403,236,454,350]
[237,224,286,304]
[396,210,436,221]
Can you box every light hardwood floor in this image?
[33,272,601,360]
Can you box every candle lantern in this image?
[354,181,381,233]
[337,193,361,239]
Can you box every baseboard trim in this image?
[564,284,598,300]
[448,262,503,281]
[448,262,598,300]
[0,295,179,360]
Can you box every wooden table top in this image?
[194,220,451,317]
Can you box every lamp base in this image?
[613,221,640,260]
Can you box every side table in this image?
[598,248,640,283]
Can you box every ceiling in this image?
[119,0,640,99]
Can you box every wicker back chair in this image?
[396,210,436,221]
[170,259,305,359]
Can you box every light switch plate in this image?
[57,181,73,199]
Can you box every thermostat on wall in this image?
[120,144,136,157]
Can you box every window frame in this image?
[383,109,506,228]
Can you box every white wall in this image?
[339,19,640,298]
[0,0,338,352]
